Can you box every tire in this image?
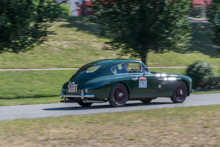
[109,83,128,107]
[141,98,153,104]
[170,81,187,103]
[77,101,93,107]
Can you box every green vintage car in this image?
[60,59,192,107]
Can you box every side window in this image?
[127,63,142,73]
[112,65,118,74]
[111,63,128,74]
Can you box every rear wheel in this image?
[170,81,187,103]
[141,98,154,104]
[109,83,128,107]
[77,101,93,107]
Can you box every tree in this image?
[91,0,192,65]
[82,0,86,16]
[0,0,65,53]
[207,0,220,51]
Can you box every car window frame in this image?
[141,62,150,74]
[75,63,102,75]
[111,62,144,75]
[111,63,128,75]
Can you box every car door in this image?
[128,62,158,99]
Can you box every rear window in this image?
[75,64,101,75]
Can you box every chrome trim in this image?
[102,82,110,86]
[84,89,88,93]
[61,94,95,99]
[81,89,84,99]
[132,77,138,81]
[119,93,123,97]
[60,89,64,99]
[158,77,181,81]
[82,100,105,103]
[60,88,94,99]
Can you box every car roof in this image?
[89,59,141,67]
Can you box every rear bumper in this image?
[60,89,95,99]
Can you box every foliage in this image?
[207,0,220,51]
[0,18,219,69]
[186,62,214,89]
[59,4,71,16]
[91,0,192,65]
[201,68,220,89]
[201,77,220,89]
[0,0,65,53]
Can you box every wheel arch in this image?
[108,82,130,100]
[180,79,190,96]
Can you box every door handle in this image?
[132,77,138,81]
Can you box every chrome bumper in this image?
[60,89,94,99]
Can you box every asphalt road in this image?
[0,93,220,121]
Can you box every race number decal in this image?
[139,77,147,88]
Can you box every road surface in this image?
[0,93,220,121]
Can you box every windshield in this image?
[75,64,101,75]
[141,62,150,73]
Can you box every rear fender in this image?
[108,82,131,100]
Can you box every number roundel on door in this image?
[139,77,147,88]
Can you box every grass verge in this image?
[0,17,219,68]
[150,67,220,76]
[0,69,219,106]
[0,105,220,146]
[0,70,76,106]
[193,89,220,95]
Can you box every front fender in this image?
[177,75,192,96]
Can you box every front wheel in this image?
[109,83,128,107]
[170,81,187,103]
[77,101,93,107]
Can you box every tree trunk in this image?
[141,51,148,66]
[82,0,86,16]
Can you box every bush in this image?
[186,62,214,89]
[203,77,220,89]
[59,4,71,16]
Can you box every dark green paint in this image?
[62,59,192,100]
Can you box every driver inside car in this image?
[118,63,128,73]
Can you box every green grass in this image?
[193,89,220,95]
[150,68,186,75]
[0,69,219,106]
[0,70,76,106]
[0,105,220,146]
[0,17,219,69]
[150,67,220,76]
